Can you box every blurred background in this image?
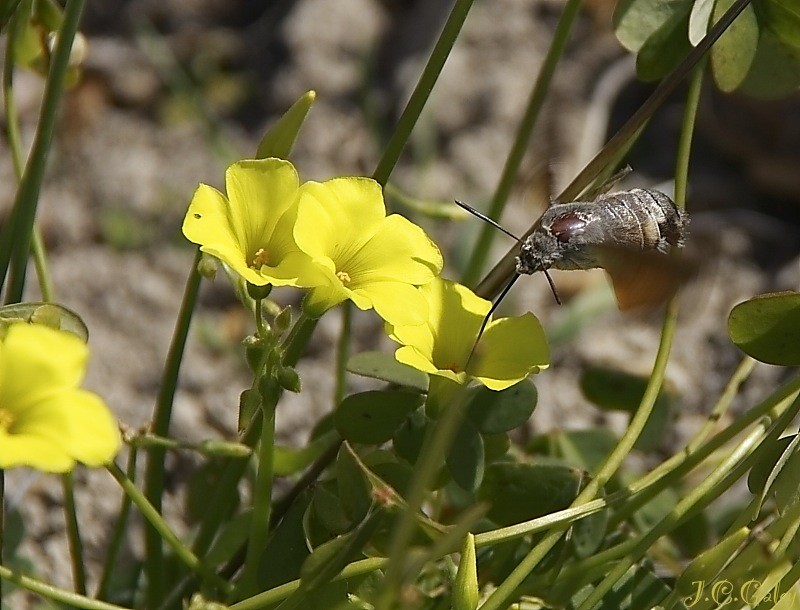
[2,0,799,597]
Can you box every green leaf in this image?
[478,462,582,526]
[465,379,537,434]
[336,444,371,524]
[635,3,693,82]
[274,429,340,476]
[580,366,674,452]
[710,0,759,92]
[572,505,609,558]
[613,0,692,52]
[205,510,251,568]
[312,482,352,535]
[675,527,750,596]
[392,409,428,464]
[255,90,316,159]
[728,291,800,364]
[758,0,800,50]
[346,351,429,391]
[258,491,312,589]
[748,434,795,494]
[551,428,618,474]
[572,565,673,609]
[447,419,485,492]
[483,432,511,462]
[334,390,425,445]
[740,27,800,99]
[689,0,715,45]
[0,302,88,342]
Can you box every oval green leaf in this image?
[613,0,693,52]
[466,379,537,434]
[347,351,429,391]
[336,444,371,524]
[728,291,800,365]
[478,462,582,526]
[710,0,759,92]
[635,4,693,82]
[580,367,673,452]
[335,390,424,445]
[392,409,428,464]
[0,302,88,342]
[447,419,485,492]
[740,28,800,99]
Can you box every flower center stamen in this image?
[0,407,15,432]
[251,248,269,269]
[336,271,352,284]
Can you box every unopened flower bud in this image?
[276,366,301,393]
[273,306,292,334]
[197,253,218,279]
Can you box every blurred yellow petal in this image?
[0,323,120,472]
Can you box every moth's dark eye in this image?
[549,213,586,243]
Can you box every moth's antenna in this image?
[465,274,521,368]
[541,266,562,305]
[454,200,521,241]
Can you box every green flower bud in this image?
[243,335,266,374]
[197,253,218,279]
[276,366,302,393]
[273,306,292,334]
[453,533,479,610]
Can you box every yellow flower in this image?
[0,323,120,473]
[294,177,443,326]
[182,158,317,287]
[387,279,549,391]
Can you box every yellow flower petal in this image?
[353,281,429,327]
[182,158,318,287]
[387,278,549,391]
[345,215,442,285]
[469,313,550,391]
[60,390,121,466]
[225,158,300,253]
[295,177,385,264]
[0,323,120,472]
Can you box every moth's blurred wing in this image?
[598,248,696,311]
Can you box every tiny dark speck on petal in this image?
[194,213,201,219]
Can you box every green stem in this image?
[371,0,475,187]
[0,563,129,610]
[376,384,468,609]
[474,0,754,301]
[143,250,202,606]
[107,462,232,595]
[62,472,86,595]
[239,382,278,599]
[97,447,138,600]
[674,64,705,210]
[31,226,55,301]
[334,303,351,405]
[3,0,86,302]
[461,0,583,286]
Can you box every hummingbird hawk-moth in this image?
[457,186,689,335]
